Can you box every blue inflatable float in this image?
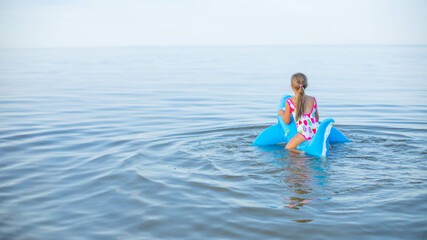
[252,95,350,157]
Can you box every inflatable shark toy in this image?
[252,95,350,157]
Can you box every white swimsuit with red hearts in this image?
[285,98,320,140]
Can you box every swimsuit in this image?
[285,98,320,140]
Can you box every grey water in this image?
[0,45,426,240]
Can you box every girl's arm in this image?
[278,101,291,124]
[315,106,319,121]
[315,98,319,121]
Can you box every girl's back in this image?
[289,95,316,114]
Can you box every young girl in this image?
[278,73,320,153]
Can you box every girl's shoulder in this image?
[288,96,297,105]
[305,95,316,102]
[290,96,300,102]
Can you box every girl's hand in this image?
[278,109,285,116]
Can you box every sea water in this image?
[0,45,426,239]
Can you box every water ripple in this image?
[1,46,426,239]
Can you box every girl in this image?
[278,73,320,153]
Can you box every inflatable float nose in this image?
[252,95,350,157]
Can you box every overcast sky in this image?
[0,0,426,48]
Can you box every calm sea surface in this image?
[0,45,426,239]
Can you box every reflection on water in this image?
[273,153,330,215]
[292,219,313,223]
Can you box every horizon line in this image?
[1,43,427,50]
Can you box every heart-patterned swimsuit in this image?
[285,97,320,140]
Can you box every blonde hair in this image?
[291,73,308,120]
